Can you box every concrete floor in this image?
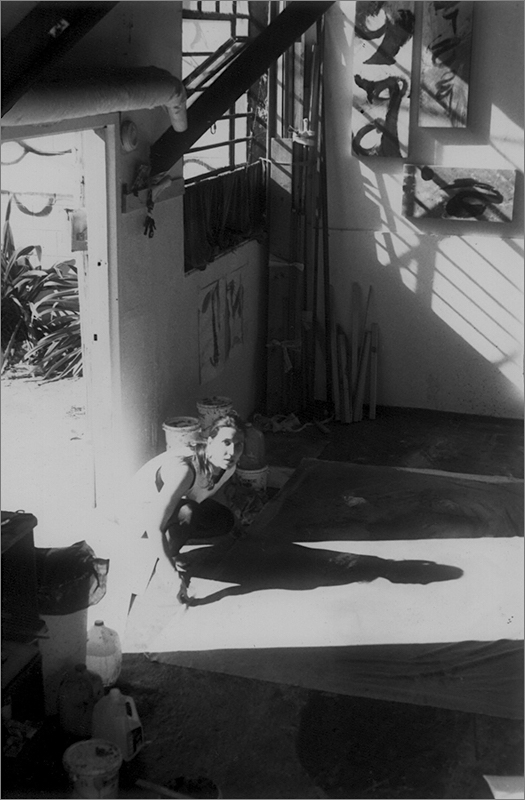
[3,405,523,799]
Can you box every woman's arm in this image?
[143,458,195,558]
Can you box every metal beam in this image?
[150,1,335,177]
[2,2,119,117]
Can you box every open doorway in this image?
[1,125,116,548]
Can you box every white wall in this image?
[324,1,524,418]
[53,2,269,474]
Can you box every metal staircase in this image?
[150,1,334,178]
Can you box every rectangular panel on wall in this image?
[351,1,415,158]
[419,1,473,128]
[402,165,516,223]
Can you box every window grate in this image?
[182,1,265,182]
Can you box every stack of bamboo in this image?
[333,284,379,423]
[297,17,334,415]
[266,18,379,421]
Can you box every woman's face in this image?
[206,426,244,471]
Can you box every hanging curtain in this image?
[184,160,267,272]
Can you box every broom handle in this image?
[136,778,193,799]
[318,19,333,409]
[369,322,379,420]
[353,329,371,422]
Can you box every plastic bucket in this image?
[162,416,200,454]
[236,466,269,492]
[63,739,122,799]
[196,396,234,432]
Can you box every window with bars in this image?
[182,1,269,272]
[182,0,268,183]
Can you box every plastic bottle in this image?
[91,688,144,761]
[86,620,122,687]
[57,663,104,737]
[238,422,266,470]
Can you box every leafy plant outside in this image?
[1,196,82,381]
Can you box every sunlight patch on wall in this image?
[358,163,381,204]
[373,230,421,268]
[431,239,523,392]
[399,265,418,292]
[490,105,524,170]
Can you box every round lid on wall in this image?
[120,119,139,152]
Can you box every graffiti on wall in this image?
[198,268,244,384]
[419,1,473,128]
[351,1,415,158]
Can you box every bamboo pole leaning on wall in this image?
[353,328,371,422]
[336,324,352,423]
[319,17,333,412]
[369,321,379,419]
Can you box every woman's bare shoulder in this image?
[133,451,191,483]
[160,453,195,483]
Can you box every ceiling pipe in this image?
[149,0,335,178]
[2,67,187,131]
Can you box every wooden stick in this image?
[135,778,193,799]
[335,323,344,421]
[319,31,333,410]
[350,283,360,400]
[354,285,372,404]
[330,285,340,420]
[336,325,352,423]
[369,322,379,420]
[353,328,371,422]
[362,285,373,335]
[335,325,344,422]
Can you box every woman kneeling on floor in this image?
[130,414,245,604]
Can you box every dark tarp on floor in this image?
[130,460,523,719]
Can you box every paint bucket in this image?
[236,466,269,492]
[62,739,122,799]
[162,416,200,454]
[196,396,234,432]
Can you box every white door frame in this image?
[80,124,122,514]
[2,116,122,515]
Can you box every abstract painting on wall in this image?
[198,278,226,384]
[224,269,244,360]
[352,1,415,158]
[198,270,245,384]
[419,1,473,128]
[402,165,516,223]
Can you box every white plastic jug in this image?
[57,663,104,737]
[86,620,122,687]
[92,688,144,762]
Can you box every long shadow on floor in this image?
[182,538,463,606]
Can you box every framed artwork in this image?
[402,165,516,223]
[419,1,473,128]
[352,1,415,158]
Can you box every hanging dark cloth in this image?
[184,160,267,272]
